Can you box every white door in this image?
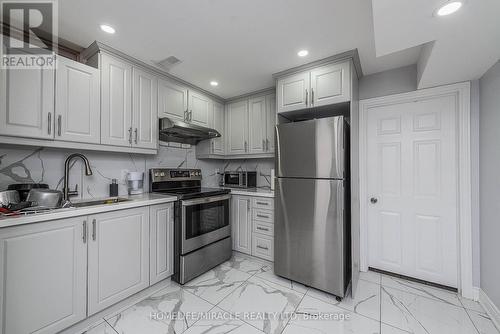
[226,100,248,155]
[248,96,267,154]
[188,91,211,127]
[232,195,252,254]
[158,79,188,122]
[150,203,174,285]
[276,71,310,113]
[366,94,458,287]
[0,218,87,334]
[101,53,132,147]
[265,94,276,153]
[310,61,351,107]
[56,56,100,144]
[0,60,54,139]
[132,67,158,149]
[211,101,225,155]
[88,207,150,314]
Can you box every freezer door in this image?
[275,177,346,296]
[276,116,344,179]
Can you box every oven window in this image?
[184,199,229,239]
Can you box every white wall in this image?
[479,60,500,308]
[359,65,417,100]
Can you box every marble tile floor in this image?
[83,252,499,334]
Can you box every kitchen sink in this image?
[70,197,131,208]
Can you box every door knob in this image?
[370,197,378,204]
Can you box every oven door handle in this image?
[181,194,231,206]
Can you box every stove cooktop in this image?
[153,187,230,200]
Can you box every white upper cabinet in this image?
[0,61,54,139]
[276,60,351,114]
[265,94,276,153]
[132,67,158,149]
[189,91,212,127]
[226,100,248,155]
[211,101,225,155]
[158,79,188,122]
[248,96,267,154]
[277,71,310,113]
[310,62,350,107]
[0,217,87,334]
[56,57,100,144]
[100,53,133,147]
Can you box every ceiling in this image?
[56,0,499,99]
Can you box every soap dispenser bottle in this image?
[109,179,119,197]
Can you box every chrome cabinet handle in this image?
[92,219,96,241]
[48,112,52,135]
[305,89,308,106]
[247,199,250,212]
[257,226,269,232]
[257,214,269,219]
[244,141,248,152]
[184,109,188,122]
[82,220,87,243]
[311,88,314,106]
[128,127,133,144]
[57,115,62,136]
[266,139,269,151]
[256,201,268,206]
[189,110,193,122]
[134,128,138,144]
[212,141,215,152]
[257,245,269,250]
[262,139,266,150]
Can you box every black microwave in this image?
[222,171,257,188]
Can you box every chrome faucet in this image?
[63,153,93,201]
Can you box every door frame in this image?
[358,82,473,298]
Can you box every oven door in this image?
[181,194,231,254]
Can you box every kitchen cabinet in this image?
[158,79,188,122]
[248,96,267,154]
[188,90,212,127]
[0,54,54,139]
[149,203,174,285]
[87,207,150,315]
[132,67,158,149]
[56,56,100,144]
[226,100,249,155]
[211,101,225,155]
[0,217,87,334]
[265,94,276,153]
[276,60,351,113]
[231,195,252,254]
[100,53,133,147]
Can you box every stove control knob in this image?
[154,172,159,177]
[160,172,165,177]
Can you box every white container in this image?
[127,172,144,195]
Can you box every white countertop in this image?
[223,187,275,198]
[0,193,177,229]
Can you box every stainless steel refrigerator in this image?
[275,116,350,298]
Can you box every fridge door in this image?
[275,177,346,296]
[276,116,344,179]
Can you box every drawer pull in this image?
[256,214,269,219]
[256,202,268,206]
[257,226,269,231]
[257,245,269,250]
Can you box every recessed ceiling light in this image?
[297,50,309,57]
[210,81,218,87]
[100,24,116,34]
[436,1,462,16]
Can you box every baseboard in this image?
[479,288,500,331]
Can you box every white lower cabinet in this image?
[150,203,174,285]
[252,233,274,261]
[0,217,87,334]
[231,195,252,254]
[87,207,150,315]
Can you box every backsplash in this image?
[0,144,275,198]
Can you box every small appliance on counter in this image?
[221,171,257,188]
[127,172,144,195]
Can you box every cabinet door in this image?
[55,56,100,144]
[231,195,252,254]
[0,57,54,139]
[132,67,158,149]
[188,91,211,127]
[158,79,187,122]
[150,203,174,285]
[0,218,87,334]
[265,94,276,153]
[226,100,248,155]
[88,207,149,315]
[310,61,351,107]
[276,71,310,113]
[248,96,267,154]
[211,101,225,155]
[101,53,133,147]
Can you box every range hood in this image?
[159,117,221,145]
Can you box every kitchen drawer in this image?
[253,221,274,236]
[252,233,274,261]
[252,197,274,210]
[252,208,274,224]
